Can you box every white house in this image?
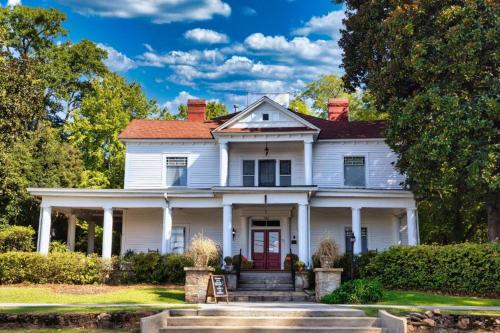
[29,96,418,269]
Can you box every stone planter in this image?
[184,267,215,304]
[313,268,343,302]
[224,271,237,291]
[294,271,310,291]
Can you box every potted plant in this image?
[187,234,220,267]
[223,256,233,271]
[284,253,299,271]
[242,260,253,270]
[314,236,339,268]
[294,260,306,272]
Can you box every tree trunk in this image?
[487,202,500,242]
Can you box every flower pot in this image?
[320,255,334,268]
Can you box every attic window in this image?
[262,113,269,121]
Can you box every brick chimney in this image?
[187,99,206,122]
[327,98,349,121]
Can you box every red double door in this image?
[251,230,281,270]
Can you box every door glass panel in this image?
[253,232,264,253]
[259,160,276,186]
[268,231,280,253]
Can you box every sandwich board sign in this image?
[206,274,229,304]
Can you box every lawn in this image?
[379,290,500,307]
[0,284,184,305]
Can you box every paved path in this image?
[0,302,498,312]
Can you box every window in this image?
[279,160,292,186]
[171,226,186,254]
[243,160,255,186]
[166,157,187,187]
[344,156,366,187]
[259,160,276,186]
[252,220,280,227]
[345,227,368,253]
[263,113,269,121]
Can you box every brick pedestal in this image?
[184,267,215,304]
[313,268,343,302]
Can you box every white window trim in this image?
[172,223,190,253]
[242,160,256,187]
[162,153,191,188]
[342,154,369,188]
[240,158,295,187]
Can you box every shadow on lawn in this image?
[149,287,185,303]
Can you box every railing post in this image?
[290,247,296,291]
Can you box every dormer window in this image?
[262,113,269,121]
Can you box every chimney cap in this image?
[328,98,349,106]
[187,98,206,106]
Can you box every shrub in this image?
[161,254,193,283]
[0,226,35,252]
[321,279,383,304]
[363,243,500,296]
[0,252,105,284]
[50,241,69,253]
[188,234,220,267]
[336,251,378,281]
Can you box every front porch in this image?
[28,188,418,267]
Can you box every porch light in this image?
[264,142,269,156]
[232,227,236,240]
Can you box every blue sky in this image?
[13,0,345,112]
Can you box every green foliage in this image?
[321,279,383,304]
[338,0,500,242]
[206,101,228,119]
[335,251,379,282]
[363,244,500,296]
[0,252,105,284]
[49,240,68,253]
[289,98,311,115]
[0,225,34,252]
[65,73,158,188]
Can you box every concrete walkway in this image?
[0,302,498,312]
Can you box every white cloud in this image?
[241,6,256,16]
[292,9,345,38]
[244,33,341,61]
[55,0,231,24]
[97,43,137,72]
[6,0,21,6]
[163,91,197,112]
[184,28,229,44]
[137,49,224,67]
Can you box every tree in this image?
[0,124,83,226]
[298,74,385,120]
[206,101,228,119]
[65,73,159,188]
[338,0,499,242]
[289,98,311,115]
[176,104,188,120]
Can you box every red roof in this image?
[119,113,385,140]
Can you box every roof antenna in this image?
[233,104,238,113]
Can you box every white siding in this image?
[124,141,219,189]
[230,104,304,128]
[313,141,405,189]
[121,208,163,253]
[228,142,304,186]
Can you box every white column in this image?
[67,214,77,251]
[161,205,173,254]
[102,207,113,259]
[407,208,417,246]
[222,204,233,259]
[298,203,309,263]
[240,216,249,258]
[304,140,313,185]
[87,220,95,254]
[38,205,52,255]
[219,142,229,186]
[351,207,362,255]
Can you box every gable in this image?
[214,96,320,132]
[230,103,306,128]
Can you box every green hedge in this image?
[0,252,105,284]
[362,243,500,296]
[0,226,35,252]
[321,279,383,304]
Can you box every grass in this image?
[378,290,500,307]
[1,330,133,333]
[0,284,184,305]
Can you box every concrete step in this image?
[237,284,294,291]
[170,308,367,318]
[161,326,383,333]
[239,279,293,284]
[230,295,313,302]
[166,316,379,327]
